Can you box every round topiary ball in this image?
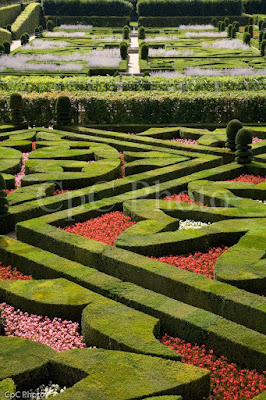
[236,128,253,146]
[226,119,242,151]
[235,128,253,165]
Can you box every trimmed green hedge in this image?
[45,15,130,26]
[244,0,266,13]
[0,27,11,44]
[0,378,16,399]
[137,0,242,17]
[11,2,41,39]
[0,3,20,27]
[0,92,266,125]
[139,15,250,26]
[43,0,133,16]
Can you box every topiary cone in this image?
[235,128,253,165]
[0,174,9,216]
[55,95,72,126]
[226,119,242,151]
[9,93,24,125]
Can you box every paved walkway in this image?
[128,32,140,74]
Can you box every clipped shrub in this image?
[243,32,251,45]
[258,19,264,30]
[224,17,229,26]
[261,40,266,56]
[3,41,10,54]
[6,24,12,32]
[24,32,29,42]
[244,25,249,32]
[248,16,254,25]
[259,30,263,43]
[56,16,61,26]
[220,21,225,31]
[232,27,237,38]
[35,26,40,38]
[233,21,239,31]
[211,17,217,27]
[11,3,41,40]
[138,26,145,39]
[0,45,4,55]
[226,119,242,151]
[227,24,233,38]
[120,41,128,59]
[9,93,24,124]
[140,42,149,60]
[262,22,266,31]
[218,20,222,31]
[123,25,130,39]
[235,128,253,165]
[46,19,54,32]
[55,95,72,126]
[0,27,12,44]
[20,33,26,45]
[0,174,8,216]
[248,24,253,37]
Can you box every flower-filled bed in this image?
[62,211,136,246]
[0,261,32,280]
[163,192,207,206]
[227,174,266,184]
[161,334,266,400]
[151,247,228,279]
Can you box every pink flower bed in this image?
[0,261,32,280]
[163,192,207,206]
[228,175,266,184]
[151,246,228,279]
[0,303,86,351]
[161,334,266,400]
[171,138,198,145]
[62,211,135,246]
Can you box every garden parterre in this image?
[0,123,265,398]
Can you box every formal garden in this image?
[0,0,265,398]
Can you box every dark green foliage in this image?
[6,24,11,32]
[224,17,229,26]
[20,33,26,45]
[35,26,40,38]
[235,128,253,165]
[120,41,128,59]
[243,0,266,14]
[9,93,23,124]
[24,32,29,42]
[0,44,4,55]
[231,27,237,38]
[244,25,249,32]
[123,25,130,39]
[138,26,145,39]
[220,21,225,31]
[56,16,61,26]
[46,19,54,32]
[243,32,251,45]
[0,174,8,216]
[140,43,149,60]
[39,25,43,33]
[249,16,254,25]
[233,20,239,31]
[211,17,217,27]
[43,0,133,17]
[261,40,266,56]
[248,24,253,38]
[3,41,10,54]
[259,30,263,43]
[137,0,242,16]
[226,119,242,151]
[55,95,72,126]
[227,23,233,38]
[258,19,264,30]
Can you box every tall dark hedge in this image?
[43,0,133,16]
[243,0,266,14]
[137,0,242,17]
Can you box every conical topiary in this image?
[55,95,72,125]
[0,174,9,216]
[9,93,24,124]
[226,119,242,151]
[235,128,253,165]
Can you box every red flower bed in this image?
[161,334,266,400]
[0,261,32,280]
[163,192,207,206]
[151,246,228,279]
[62,211,136,246]
[228,175,266,184]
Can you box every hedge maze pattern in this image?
[0,124,265,399]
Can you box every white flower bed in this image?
[46,31,86,37]
[145,35,179,41]
[186,31,227,38]
[149,48,193,57]
[34,382,66,399]
[23,39,69,50]
[87,48,121,68]
[202,39,249,50]
[184,67,266,76]
[179,220,211,230]
[150,70,183,78]
[179,24,215,30]
[60,24,93,30]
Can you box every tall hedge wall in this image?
[137,0,242,17]
[139,15,250,27]
[45,15,130,26]
[11,2,41,39]
[0,27,11,43]
[243,0,266,14]
[43,0,133,16]
[0,3,21,27]
[0,91,265,126]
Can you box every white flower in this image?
[202,39,249,50]
[179,24,215,30]
[179,220,211,230]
